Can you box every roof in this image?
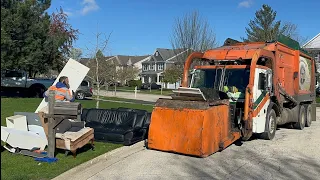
[303,33,320,50]
[79,56,113,66]
[156,48,187,60]
[106,55,151,66]
[143,48,190,63]
[79,58,90,65]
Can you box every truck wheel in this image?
[76,91,85,100]
[261,109,277,140]
[294,105,305,130]
[30,85,45,98]
[305,104,312,127]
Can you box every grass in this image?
[317,97,320,103]
[102,86,174,96]
[1,98,153,180]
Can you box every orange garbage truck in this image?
[147,36,317,157]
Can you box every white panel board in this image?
[35,59,90,113]
[1,126,47,150]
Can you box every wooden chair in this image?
[38,106,94,158]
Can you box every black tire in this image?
[261,109,277,140]
[305,104,312,127]
[294,105,305,130]
[29,85,45,98]
[144,139,148,149]
[75,91,85,100]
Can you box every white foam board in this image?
[35,59,90,113]
[6,115,28,132]
[1,126,47,150]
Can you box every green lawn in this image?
[317,97,320,103]
[1,98,153,180]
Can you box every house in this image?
[302,33,320,72]
[105,55,151,80]
[141,48,191,89]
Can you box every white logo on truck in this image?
[299,56,311,91]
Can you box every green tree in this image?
[1,0,51,76]
[1,1,78,77]
[243,4,300,42]
[69,48,82,61]
[162,65,183,89]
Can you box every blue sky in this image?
[47,0,320,57]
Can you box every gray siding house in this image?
[141,48,191,89]
[303,33,320,72]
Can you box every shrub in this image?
[128,80,142,88]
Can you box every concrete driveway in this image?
[54,109,320,180]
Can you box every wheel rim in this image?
[269,115,275,134]
[77,92,84,99]
[301,110,306,125]
[307,107,311,124]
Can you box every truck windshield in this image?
[190,68,250,100]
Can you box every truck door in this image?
[252,68,271,133]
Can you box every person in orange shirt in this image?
[43,76,75,102]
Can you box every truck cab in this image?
[189,63,273,136]
[1,69,54,97]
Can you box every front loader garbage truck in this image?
[147,36,317,157]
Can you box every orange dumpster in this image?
[147,99,240,157]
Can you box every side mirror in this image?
[258,73,266,90]
[293,72,298,79]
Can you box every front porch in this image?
[141,73,181,89]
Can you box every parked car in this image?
[75,80,93,100]
[316,86,320,97]
[140,83,161,90]
[1,69,54,97]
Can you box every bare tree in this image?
[116,66,140,85]
[69,47,82,61]
[85,31,113,108]
[170,10,217,63]
[282,22,309,45]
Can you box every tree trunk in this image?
[95,57,100,108]
[96,86,100,108]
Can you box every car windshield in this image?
[190,68,250,100]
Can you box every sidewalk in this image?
[94,90,171,102]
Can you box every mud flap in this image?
[311,103,316,121]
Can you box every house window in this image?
[150,64,155,70]
[155,51,159,56]
[158,64,164,71]
[143,64,148,71]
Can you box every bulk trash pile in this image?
[1,59,89,163]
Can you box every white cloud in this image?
[238,0,253,8]
[65,11,73,16]
[81,0,99,15]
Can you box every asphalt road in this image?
[54,109,320,180]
